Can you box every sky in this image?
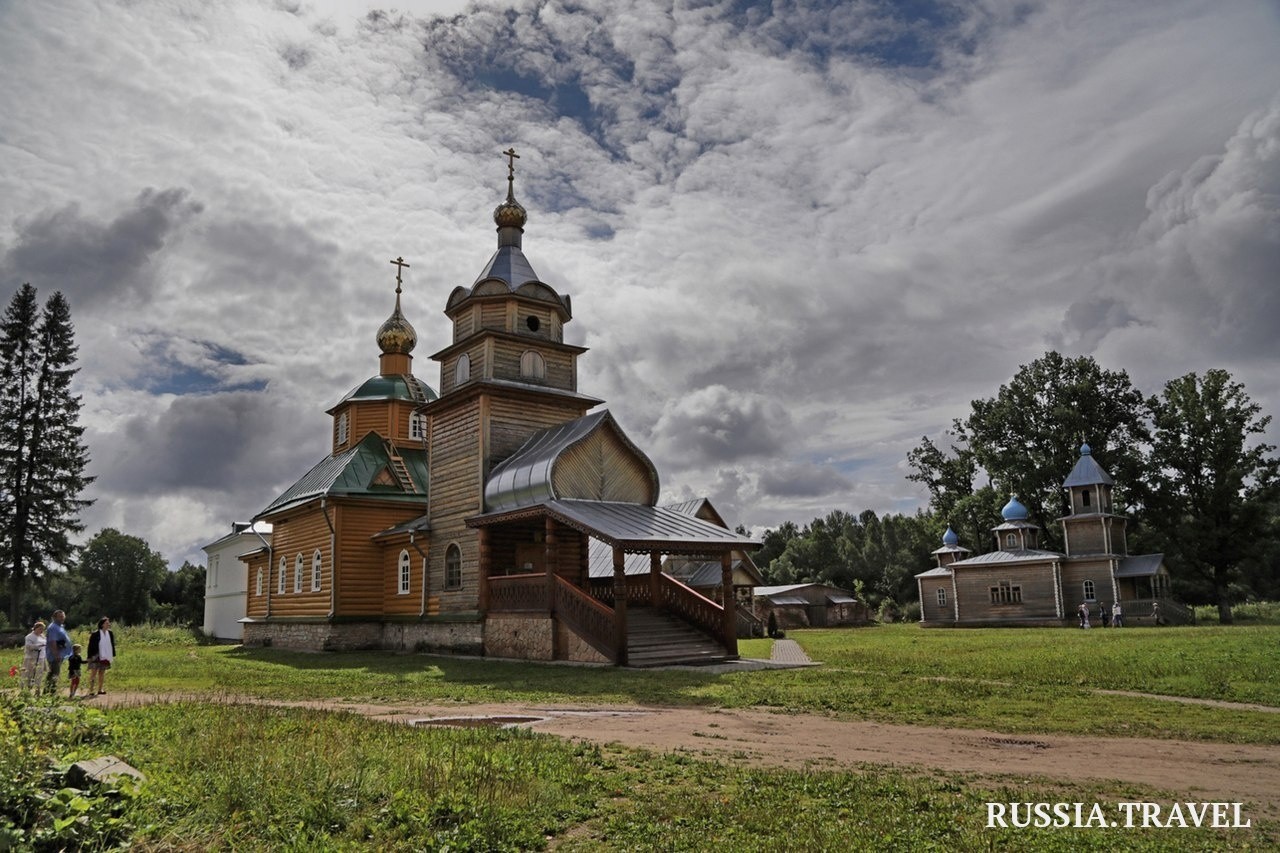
[1,0,1278,570]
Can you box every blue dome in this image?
[1080,442,1092,456]
[942,526,959,547]
[1001,495,1029,521]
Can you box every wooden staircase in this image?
[383,440,420,494]
[625,606,730,667]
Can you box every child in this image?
[67,644,84,699]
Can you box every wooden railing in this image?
[655,572,724,640]
[737,608,764,638]
[487,573,549,613]
[554,576,617,661]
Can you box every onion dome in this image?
[1001,495,1029,521]
[942,526,959,547]
[494,146,528,233]
[1080,442,1092,456]
[376,258,417,355]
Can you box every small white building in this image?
[201,521,272,641]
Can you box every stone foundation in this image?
[484,615,554,660]
[556,621,611,664]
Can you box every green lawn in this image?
[5,622,1277,850]
[12,622,1272,744]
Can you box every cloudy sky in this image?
[2,0,1278,569]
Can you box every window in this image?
[989,581,1022,605]
[294,554,303,593]
[1083,579,1096,601]
[520,350,545,380]
[312,550,322,591]
[409,411,426,440]
[936,588,947,607]
[256,567,263,597]
[398,550,411,595]
[444,544,462,590]
[336,411,349,445]
[455,353,471,386]
[211,554,219,589]
[1005,533,1017,547]
[1082,489,1091,508]
[278,557,287,594]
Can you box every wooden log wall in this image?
[259,507,332,618]
[488,396,589,469]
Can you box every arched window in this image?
[294,554,304,593]
[936,588,947,607]
[398,550,411,595]
[312,550,322,591]
[1083,579,1096,601]
[277,557,287,594]
[520,350,545,380]
[445,544,462,590]
[455,353,471,386]
[335,411,349,445]
[1082,489,1091,508]
[256,567,264,597]
[409,411,426,440]
[1006,533,1017,547]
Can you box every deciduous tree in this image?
[75,529,168,626]
[1144,370,1280,623]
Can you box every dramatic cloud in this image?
[2,0,1278,567]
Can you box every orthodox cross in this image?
[390,256,410,294]
[503,147,520,198]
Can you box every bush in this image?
[1193,600,1280,624]
[900,600,921,622]
[876,599,900,624]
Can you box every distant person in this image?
[21,621,46,690]
[1111,601,1123,628]
[44,609,72,693]
[1151,600,1161,626]
[67,644,85,699]
[1098,602,1110,628]
[87,617,117,696]
[1078,602,1090,629]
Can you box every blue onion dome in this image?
[1080,442,1092,456]
[942,526,959,547]
[1001,495,1029,521]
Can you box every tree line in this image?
[757,352,1279,623]
[0,283,205,631]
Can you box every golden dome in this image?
[493,197,527,230]
[377,257,417,355]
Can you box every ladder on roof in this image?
[402,374,428,405]
[384,439,420,494]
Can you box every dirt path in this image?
[97,692,1280,818]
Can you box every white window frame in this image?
[256,567,263,597]
[336,410,349,445]
[936,588,946,607]
[409,411,425,441]
[1083,579,1096,601]
[398,549,411,595]
[294,554,304,593]
[455,353,471,386]
[278,557,287,594]
[312,550,322,591]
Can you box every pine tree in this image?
[0,284,93,623]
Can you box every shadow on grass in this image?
[215,645,731,706]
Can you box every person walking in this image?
[21,621,46,691]
[44,609,72,693]
[1111,601,1124,628]
[86,617,118,696]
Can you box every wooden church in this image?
[241,153,757,665]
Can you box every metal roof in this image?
[949,548,1063,567]
[1115,553,1165,577]
[483,411,657,513]
[826,593,858,604]
[371,514,432,540]
[257,432,428,518]
[474,244,540,289]
[915,566,954,578]
[766,595,809,606]
[201,521,272,551]
[1063,446,1114,488]
[328,373,438,412]
[544,499,758,552]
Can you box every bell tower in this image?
[1060,443,1127,556]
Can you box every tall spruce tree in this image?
[0,284,93,623]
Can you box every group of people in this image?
[1077,600,1124,628]
[19,611,117,698]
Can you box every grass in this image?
[6,622,1279,849]
[93,702,1273,850]
[11,621,1274,745]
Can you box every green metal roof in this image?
[256,431,428,518]
[328,373,438,412]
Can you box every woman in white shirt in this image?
[86,617,117,696]
[21,621,47,690]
